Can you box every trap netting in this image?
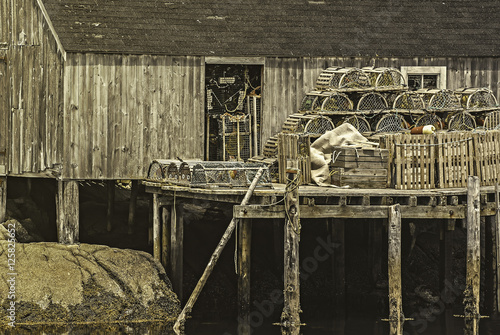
[422,89,462,110]
[299,92,326,112]
[316,67,371,90]
[455,88,498,109]
[219,113,252,161]
[146,160,192,184]
[362,67,405,88]
[393,92,426,110]
[447,111,476,131]
[415,113,444,129]
[190,162,272,187]
[299,115,335,135]
[357,92,389,111]
[483,110,500,130]
[341,115,371,133]
[375,114,410,133]
[321,92,354,112]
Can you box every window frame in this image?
[400,66,447,89]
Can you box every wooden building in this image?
[0,0,499,246]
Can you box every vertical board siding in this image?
[63,54,204,180]
[5,0,63,175]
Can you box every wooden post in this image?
[495,183,500,315]
[171,204,184,302]
[388,204,403,335]
[238,218,252,335]
[152,193,161,261]
[127,180,139,234]
[464,176,480,335]
[281,169,301,335]
[485,215,495,315]
[106,180,115,232]
[0,177,6,223]
[56,180,79,244]
[162,207,171,272]
[273,218,283,273]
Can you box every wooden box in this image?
[331,146,389,169]
[330,167,388,188]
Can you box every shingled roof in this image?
[41,0,500,57]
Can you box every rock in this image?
[0,242,180,330]
[2,219,44,243]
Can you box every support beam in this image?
[281,170,301,335]
[56,180,79,244]
[127,180,139,234]
[162,207,171,272]
[0,177,6,223]
[171,204,184,302]
[152,193,161,261]
[485,215,495,315]
[237,218,252,335]
[464,176,480,335]
[106,180,115,232]
[388,204,404,335]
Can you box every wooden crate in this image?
[331,146,389,169]
[330,167,388,188]
[278,133,311,185]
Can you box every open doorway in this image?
[205,64,262,161]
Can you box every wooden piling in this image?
[238,218,252,335]
[273,218,283,273]
[464,176,480,335]
[496,183,500,315]
[152,193,161,261]
[171,204,184,302]
[281,170,301,335]
[56,180,79,244]
[388,204,403,335]
[485,215,495,315]
[0,177,6,223]
[162,207,171,272]
[106,180,115,232]
[127,179,139,234]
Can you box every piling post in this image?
[485,215,495,315]
[464,176,480,335]
[0,177,6,223]
[152,193,161,261]
[281,169,301,335]
[56,180,79,244]
[127,180,139,234]
[162,207,171,273]
[238,218,253,335]
[106,180,115,232]
[388,204,404,335]
[171,204,184,302]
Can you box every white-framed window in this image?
[400,66,447,90]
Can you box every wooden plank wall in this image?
[262,57,500,146]
[63,54,204,180]
[2,0,64,175]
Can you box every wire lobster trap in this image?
[340,115,371,133]
[375,113,410,133]
[298,115,335,135]
[418,89,462,110]
[362,67,405,88]
[455,88,498,109]
[393,91,426,110]
[219,113,252,161]
[415,113,445,129]
[190,162,272,188]
[299,91,329,112]
[321,92,354,112]
[447,111,476,131]
[357,92,389,111]
[484,110,500,130]
[146,160,191,185]
[316,67,371,90]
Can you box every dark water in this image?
[8,316,499,334]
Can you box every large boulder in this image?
[0,242,180,332]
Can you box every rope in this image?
[394,137,473,147]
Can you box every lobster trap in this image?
[299,115,335,135]
[484,110,500,130]
[362,67,405,88]
[357,92,389,111]
[190,162,272,188]
[375,113,410,133]
[340,115,371,133]
[219,113,252,161]
[455,88,498,109]
[146,160,192,185]
[299,92,329,112]
[415,113,444,129]
[393,91,426,110]
[447,111,477,131]
[316,67,371,90]
[321,92,354,112]
[418,89,462,110]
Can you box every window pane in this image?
[423,75,438,89]
[408,75,422,91]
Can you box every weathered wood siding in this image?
[63,54,204,180]
[1,0,64,175]
[262,57,500,144]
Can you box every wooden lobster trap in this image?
[357,92,389,111]
[316,67,371,90]
[320,92,354,112]
[298,91,330,112]
[455,87,498,110]
[219,113,252,161]
[417,89,462,110]
[146,160,192,185]
[362,67,406,89]
[277,133,311,185]
[393,91,426,110]
[484,110,500,130]
[190,161,272,188]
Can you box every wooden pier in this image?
[145,179,500,335]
